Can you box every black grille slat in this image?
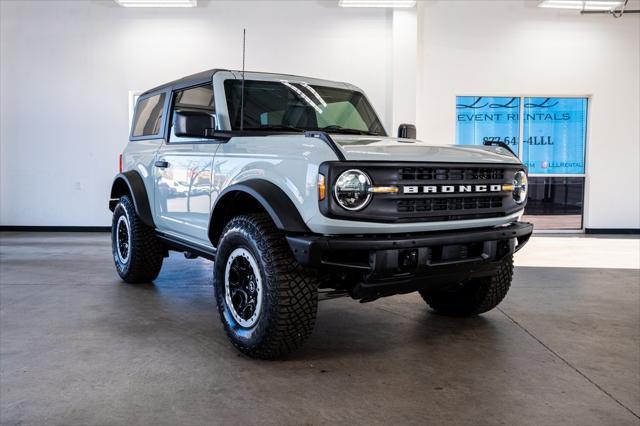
[398,197,503,213]
[400,167,504,182]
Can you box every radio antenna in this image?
[240,28,246,131]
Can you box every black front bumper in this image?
[286,221,533,300]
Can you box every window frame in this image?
[525,176,586,231]
[129,89,171,142]
[455,94,591,232]
[221,79,387,136]
[517,96,588,177]
[167,82,219,145]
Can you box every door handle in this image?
[154,160,169,168]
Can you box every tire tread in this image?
[215,213,317,359]
[112,196,163,283]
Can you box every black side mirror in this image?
[174,110,216,138]
[397,123,417,139]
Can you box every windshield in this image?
[224,79,386,136]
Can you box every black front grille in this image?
[319,161,521,223]
[400,167,504,181]
[398,197,503,213]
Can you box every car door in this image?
[127,90,170,217]
[154,83,220,246]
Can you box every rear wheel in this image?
[419,255,513,316]
[111,195,164,283]
[214,213,318,359]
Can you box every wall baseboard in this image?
[585,228,640,235]
[0,226,111,232]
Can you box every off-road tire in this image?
[419,255,513,316]
[214,213,318,359]
[111,195,164,283]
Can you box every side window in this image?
[131,93,166,138]
[170,84,215,142]
[175,85,214,109]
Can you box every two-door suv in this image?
[109,69,532,359]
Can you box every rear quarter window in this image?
[131,93,166,138]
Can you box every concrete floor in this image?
[0,232,638,426]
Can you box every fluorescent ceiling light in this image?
[538,0,623,11]
[339,0,417,8]
[114,0,197,7]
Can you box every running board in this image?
[156,234,217,261]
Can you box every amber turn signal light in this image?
[318,174,326,201]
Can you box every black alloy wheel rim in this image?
[225,248,262,327]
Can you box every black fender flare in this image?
[209,179,310,245]
[109,171,155,228]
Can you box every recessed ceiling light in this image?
[538,0,623,11]
[114,0,197,7]
[339,0,416,8]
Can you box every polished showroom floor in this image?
[1,232,638,426]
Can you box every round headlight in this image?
[513,170,528,204]
[334,169,372,211]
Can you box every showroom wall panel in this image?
[2,0,638,231]
[0,0,393,226]
[416,0,640,230]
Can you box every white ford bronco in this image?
[109,69,533,359]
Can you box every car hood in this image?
[330,135,520,164]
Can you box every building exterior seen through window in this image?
[456,96,588,230]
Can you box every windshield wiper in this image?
[242,124,305,132]
[319,125,380,136]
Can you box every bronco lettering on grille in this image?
[403,185,503,194]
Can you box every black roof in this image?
[140,69,349,97]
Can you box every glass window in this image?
[456,96,520,155]
[522,177,585,230]
[170,84,215,142]
[316,101,369,131]
[224,80,386,136]
[175,85,214,110]
[522,97,587,174]
[132,93,166,137]
[456,95,588,230]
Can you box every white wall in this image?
[2,0,639,230]
[415,0,640,230]
[391,8,417,132]
[0,0,393,226]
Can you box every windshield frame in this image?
[222,78,387,137]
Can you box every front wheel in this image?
[419,255,514,316]
[214,213,318,359]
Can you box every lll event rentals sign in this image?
[456,96,587,174]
